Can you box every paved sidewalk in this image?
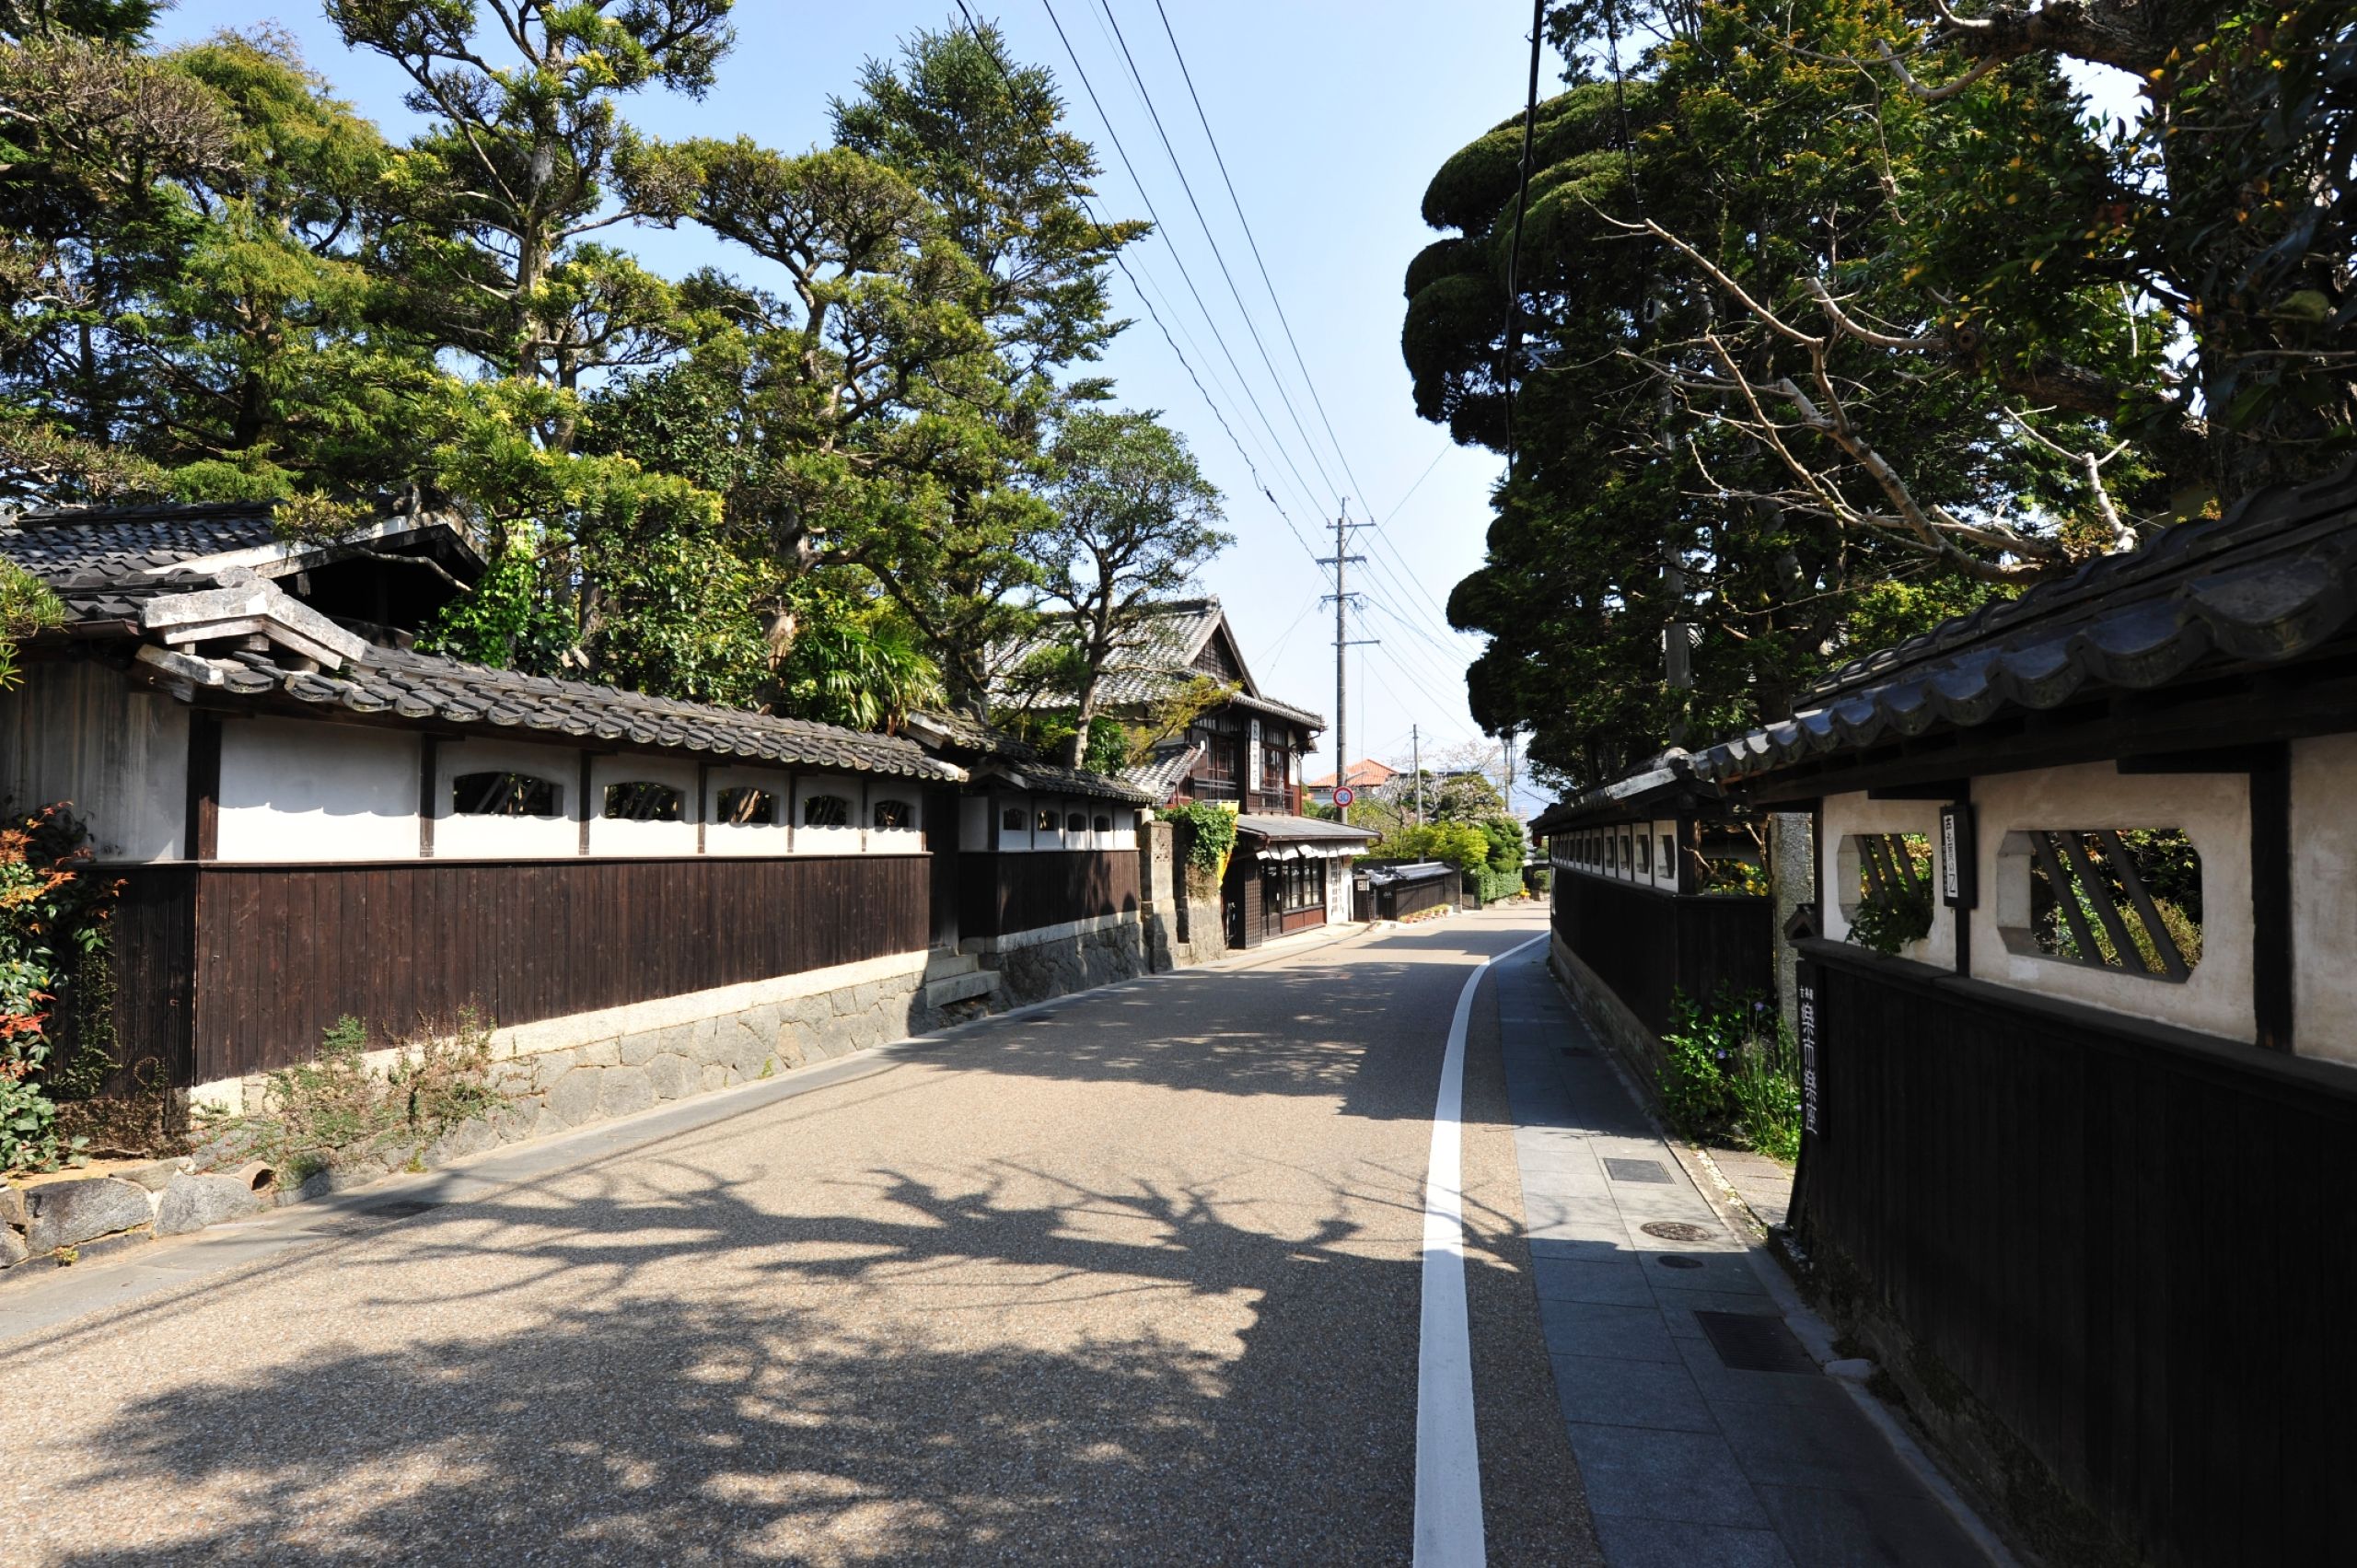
[1491,948,1986,1567]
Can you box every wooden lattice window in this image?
[1002,807,1026,831]
[1841,831,1933,954]
[873,798,913,830]
[716,787,776,826]
[1036,807,1058,833]
[2010,829,2202,980]
[603,781,683,822]
[1066,812,1087,833]
[451,772,561,819]
[1094,814,1112,833]
[802,794,852,828]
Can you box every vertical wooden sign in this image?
[1796,961,1824,1140]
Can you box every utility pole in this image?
[1319,501,1378,824]
[1412,724,1423,827]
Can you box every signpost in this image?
[1332,785,1355,807]
[1796,963,1823,1139]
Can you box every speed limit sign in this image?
[1332,785,1356,807]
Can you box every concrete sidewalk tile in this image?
[1529,1235,1633,1261]
[1526,1192,1634,1240]
[1538,1299,1681,1364]
[1671,1335,1827,1408]
[1652,1289,1785,1337]
[1752,1483,1989,1568]
[1710,1387,1927,1495]
[1531,1255,1653,1307]
[1633,1251,1766,1295]
[1562,1422,1772,1528]
[1520,1167,1614,1203]
[1592,1516,1796,1567]
[1550,1352,1717,1434]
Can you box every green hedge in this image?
[1467,865,1525,904]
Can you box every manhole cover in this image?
[1697,1310,1817,1376]
[1640,1220,1719,1243]
[1603,1158,1672,1184]
[1655,1255,1705,1271]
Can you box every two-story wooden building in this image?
[998,598,1372,948]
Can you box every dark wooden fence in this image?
[110,855,929,1086]
[1550,874,1771,1031]
[958,849,1140,941]
[1794,938,2357,1567]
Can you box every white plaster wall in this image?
[993,796,1033,852]
[1112,807,1137,852]
[217,718,418,862]
[1819,792,1952,966]
[434,738,579,859]
[702,765,792,856]
[588,755,699,858]
[1036,796,1071,853]
[793,772,864,855]
[1968,761,2253,1043]
[867,781,924,855]
[0,662,185,862]
[2292,735,2357,1063]
[1650,818,1678,890]
[959,794,991,852]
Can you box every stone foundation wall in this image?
[986,916,1149,1005]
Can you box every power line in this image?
[1093,0,1347,513]
[1035,0,1336,547]
[1149,0,1377,512]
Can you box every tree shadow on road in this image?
[38,1153,1556,1566]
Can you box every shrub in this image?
[1161,800,1237,875]
[1467,865,1524,903]
[0,804,113,1173]
[194,1010,511,1181]
[1658,989,1803,1163]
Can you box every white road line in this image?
[1415,932,1548,1568]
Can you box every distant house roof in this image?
[1307,759,1400,790]
[991,596,1326,733]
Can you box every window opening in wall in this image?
[803,794,852,828]
[1270,858,1326,912]
[2014,828,2202,979]
[1659,834,1675,879]
[1636,835,1651,876]
[1094,814,1112,833]
[716,787,776,826]
[1620,833,1633,873]
[1842,832,1933,954]
[1036,808,1057,833]
[1066,812,1087,833]
[873,798,912,830]
[1607,835,1617,871]
[603,781,684,822]
[451,772,561,818]
[1002,807,1026,832]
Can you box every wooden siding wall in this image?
[1795,940,2357,1567]
[1550,875,1771,1031]
[958,850,1141,940]
[110,856,928,1085]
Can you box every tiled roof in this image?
[903,709,1152,801]
[1689,462,2357,785]
[970,753,1155,805]
[1234,812,1379,844]
[42,566,226,624]
[1,501,281,580]
[991,597,1326,731]
[1121,739,1205,804]
[201,643,965,781]
[1308,759,1400,789]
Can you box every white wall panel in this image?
[217,718,418,862]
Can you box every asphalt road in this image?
[0,909,1597,1566]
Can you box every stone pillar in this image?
[1770,811,1816,1040]
[1140,819,1178,971]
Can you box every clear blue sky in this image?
[156,1,1561,806]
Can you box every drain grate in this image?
[1655,1255,1705,1271]
[1602,1157,1673,1184]
[1697,1310,1817,1376]
[1639,1219,1719,1243]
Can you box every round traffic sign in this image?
[1332,785,1356,807]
